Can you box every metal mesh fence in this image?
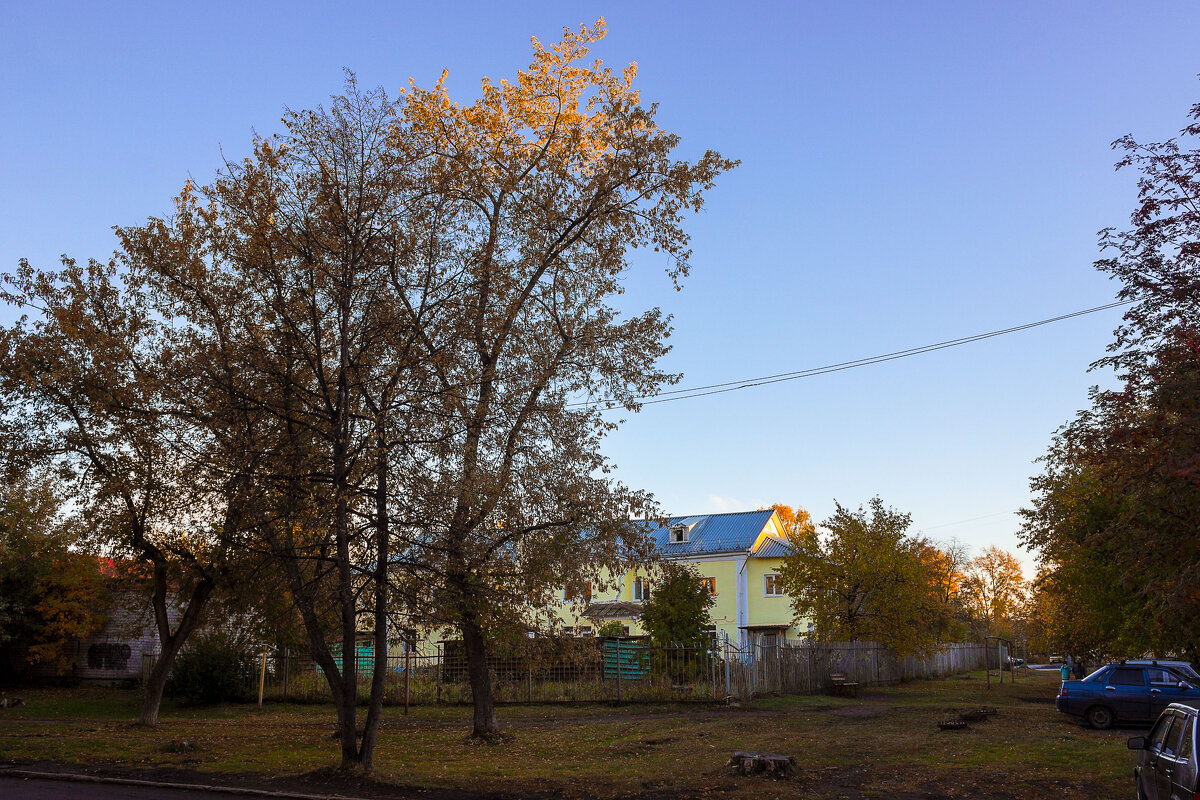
[253,639,1002,706]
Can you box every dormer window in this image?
[669,522,690,544]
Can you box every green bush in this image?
[596,621,625,638]
[165,633,257,705]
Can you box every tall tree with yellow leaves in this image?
[960,546,1028,638]
[397,20,735,738]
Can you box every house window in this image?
[700,577,717,597]
[577,626,593,637]
[669,523,689,544]
[764,574,784,596]
[399,628,418,655]
[632,576,650,602]
[564,583,592,602]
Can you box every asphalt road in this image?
[0,777,237,799]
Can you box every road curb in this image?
[0,768,376,800]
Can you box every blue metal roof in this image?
[753,538,793,559]
[641,509,777,556]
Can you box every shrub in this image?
[165,632,257,705]
[596,620,625,638]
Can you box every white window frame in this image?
[764,573,784,597]
[632,576,649,602]
[669,523,689,544]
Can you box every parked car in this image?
[1128,703,1199,800]
[1124,660,1200,682]
[1056,663,1200,729]
[1049,654,1065,664]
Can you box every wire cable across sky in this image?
[570,299,1133,410]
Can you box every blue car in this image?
[1056,662,1200,729]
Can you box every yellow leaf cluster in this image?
[403,19,651,182]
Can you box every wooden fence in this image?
[724,640,1003,698]
[257,639,1003,706]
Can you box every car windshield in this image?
[1174,664,1200,680]
[1082,667,1110,682]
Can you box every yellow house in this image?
[558,509,805,647]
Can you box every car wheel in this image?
[1086,705,1114,729]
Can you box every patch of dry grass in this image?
[0,670,1133,799]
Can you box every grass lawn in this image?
[0,669,1136,799]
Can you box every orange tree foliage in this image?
[959,546,1028,639]
[0,479,108,676]
[772,503,814,538]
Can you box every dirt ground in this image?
[0,669,1135,799]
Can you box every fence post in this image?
[404,646,411,715]
[258,645,268,707]
[711,643,718,700]
[752,642,758,695]
[436,643,442,704]
[724,642,731,699]
[527,660,532,704]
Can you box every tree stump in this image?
[727,751,797,778]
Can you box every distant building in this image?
[37,559,177,684]
[557,509,803,648]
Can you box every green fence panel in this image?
[601,639,648,680]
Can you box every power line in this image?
[570,299,1132,410]
[917,511,1017,533]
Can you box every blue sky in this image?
[3,1,1199,572]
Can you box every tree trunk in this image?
[138,575,214,727]
[332,377,362,770]
[260,498,356,767]
[335,500,360,768]
[139,647,175,727]
[461,608,498,738]
[358,437,390,772]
